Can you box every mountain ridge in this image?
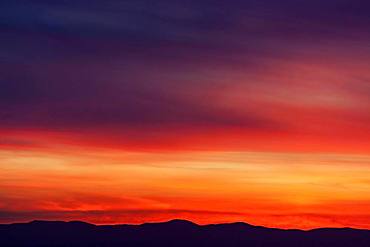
[3,219,368,231]
[1,219,369,247]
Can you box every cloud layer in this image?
[1,1,369,145]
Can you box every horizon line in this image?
[2,219,369,232]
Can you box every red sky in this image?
[0,0,369,229]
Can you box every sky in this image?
[0,0,369,229]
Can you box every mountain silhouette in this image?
[0,219,369,247]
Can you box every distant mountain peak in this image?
[166,219,199,225]
[140,219,199,229]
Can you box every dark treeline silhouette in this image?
[0,219,369,247]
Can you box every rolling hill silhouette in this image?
[0,219,369,247]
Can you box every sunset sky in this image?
[1,0,370,229]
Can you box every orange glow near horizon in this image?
[1,130,369,230]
